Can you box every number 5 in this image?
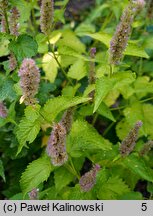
[141,203,147,211]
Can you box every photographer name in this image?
[20,202,104,212]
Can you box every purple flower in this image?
[46,123,68,166]
[9,52,17,71]
[40,0,54,35]
[9,7,20,36]
[18,58,40,105]
[79,164,100,192]
[0,101,8,118]
[109,0,145,65]
[60,108,74,134]
[0,0,8,33]
[109,5,134,65]
[28,188,39,200]
[139,140,153,156]
[120,120,142,157]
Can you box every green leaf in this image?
[67,59,87,80]
[116,119,132,140]
[42,96,91,122]
[0,38,10,57]
[123,154,153,182]
[94,72,135,112]
[62,184,94,200]
[119,192,143,200]
[0,160,5,182]
[9,34,38,62]
[96,170,130,200]
[57,31,86,54]
[123,102,153,138]
[54,167,74,192]
[83,32,149,58]
[97,102,116,122]
[0,78,16,101]
[36,34,48,54]
[16,106,41,155]
[42,52,59,83]
[20,156,53,196]
[67,120,112,157]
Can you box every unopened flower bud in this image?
[18,58,40,105]
[120,120,142,157]
[40,0,54,35]
[79,164,100,192]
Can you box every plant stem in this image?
[47,38,73,85]
[101,12,113,30]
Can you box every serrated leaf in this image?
[96,170,130,199]
[123,102,153,138]
[123,154,153,182]
[62,184,94,200]
[67,59,87,80]
[20,156,53,196]
[54,167,74,192]
[97,102,116,122]
[94,72,135,112]
[16,106,41,155]
[9,34,38,62]
[42,52,59,83]
[0,160,5,182]
[67,120,112,157]
[116,119,131,140]
[0,78,16,101]
[36,33,48,54]
[42,96,91,122]
[0,38,10,57]
[57,31,86,53]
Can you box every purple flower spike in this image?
[46,123,68,166]
[120,120,143,157]
[18,58,40,105]
[40,0,54,35]
[10,7,20,36]
[79,164,101,192]
[0,102,7,118]
[28,188,39,200]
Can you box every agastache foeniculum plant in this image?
[0,101,7,118]
[109,0,145,65]
[120,120,143,157]
[79,164,101,192]
[46,108,74,166]
[18,58,40,105]
[40,0,54,35]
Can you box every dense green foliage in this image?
[0,0,153,200]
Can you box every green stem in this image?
[31,9,37,33]
[101,12,113,30]
[4,10,10,34]
[47,38,73,85]
[92,112,98,126]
